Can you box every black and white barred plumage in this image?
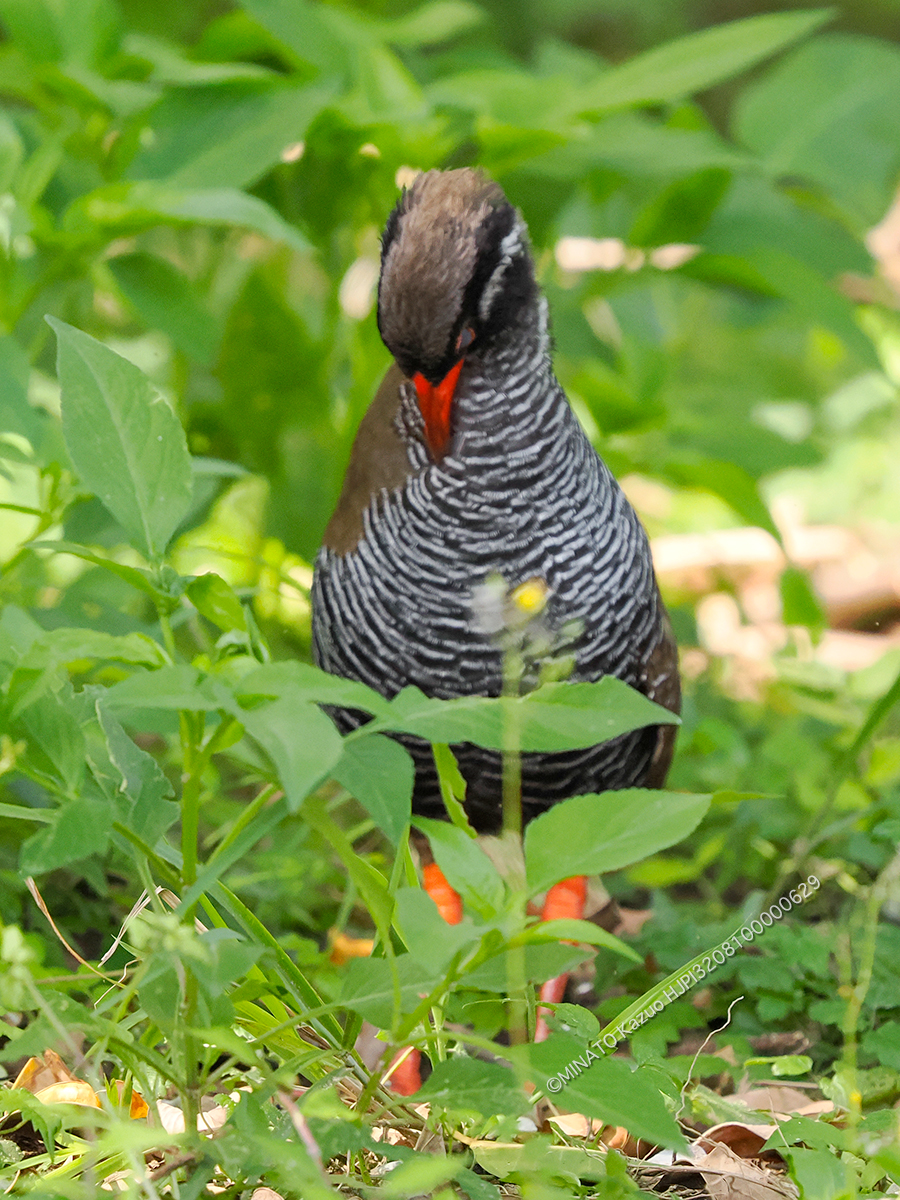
[312,169,679,831]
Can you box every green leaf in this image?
[18,627,166,673]
[735,33,900,225]
[372,677,677,753]
[127,80,335,190]
[332,734,412,845]
[109,253,220,366]
[187,572,247,633]
[524,789,711,894]
[515,679,679,751]
[572,9,832,116]
[471,1136,607,1184]
[524,919,642,963]
[67,183,309,251]
[340,954,441,1027]
[379,1,483,47]
[48,318,193,562]
[16,691,85,792]
[509,1038,686,1149]
[302,793,394,939]
[28,542,173,602]
[103,665,226,712]
[413,1056,527,1117]
[238,661,391,717]
[241,697,343,811]
[95,706,177,845]
[750,248,876,364]
[239,0,356,75]
[413,817,505,919]
[393,888,479,975]
[432,742,476,835]
[464,943,589,992]
[780,566,826,633]
[21,794,114,874]
[782,1146,855,1199]
[0,335,40,444]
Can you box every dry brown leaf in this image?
[13,1049,74,1093]
[736,1085,833,1119]
[548,1113,605,1138]
[696,1142,798,1199]
[34,1081,101,1108]
[867,191,900,297]
[328,929,375,965]
[697,1122,780,1158]
[156,1096,229,1134]
[251,1189,285,1200]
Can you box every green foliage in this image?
[2,0,900,1193]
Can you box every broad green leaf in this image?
[109,253,220,366]
[663,455,780,537]
[240,0,357,75]
[380,1158,458,1199]
[524,789,711,894]
[103,665,227,712]
[515,679,679,751]
[95,706,177,846]
[463,943,589,992]
[413,1056,527,1117]
[238,660,391,717]
[750,248,876,365]
[20,794,114,874]
[571,9,831,116]
[28,542,173,602]
[782,1146,855,1200]
[735,33,900,225]
[332,734,412,845]
[379,1,483,47]
[0,335,40,444]
[372,677,676,753]
[17,628,166,674]
[508,1038,686,1149]
[127,81,335,190]
[393,888,479,975]
[49,318,193,562]
[524,919,642,963]
[471,1135,607,1184]
[187,572,247,633]
[241,697,343,811]
[413,816,505,918]
[340,954,441,1027]
[16,691,85,792]
[67,183,309,251]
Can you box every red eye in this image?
[455,326,476,353]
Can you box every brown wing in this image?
[322,363,413,556]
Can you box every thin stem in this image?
[501,642,527,1046]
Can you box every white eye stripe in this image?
[478,217,526,322]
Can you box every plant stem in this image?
[501,643,527,1045]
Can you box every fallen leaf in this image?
[695,1141,798,1199]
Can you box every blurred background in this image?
[2,0,900,1062]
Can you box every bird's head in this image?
[376,168,538,459]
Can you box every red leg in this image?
[423,861,462,925]
[386,858,462,1093]
[386,1047,422,1096]
[535,875,587,1042]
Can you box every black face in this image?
[377,171,538,385]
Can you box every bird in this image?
[311,168,680,1086]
